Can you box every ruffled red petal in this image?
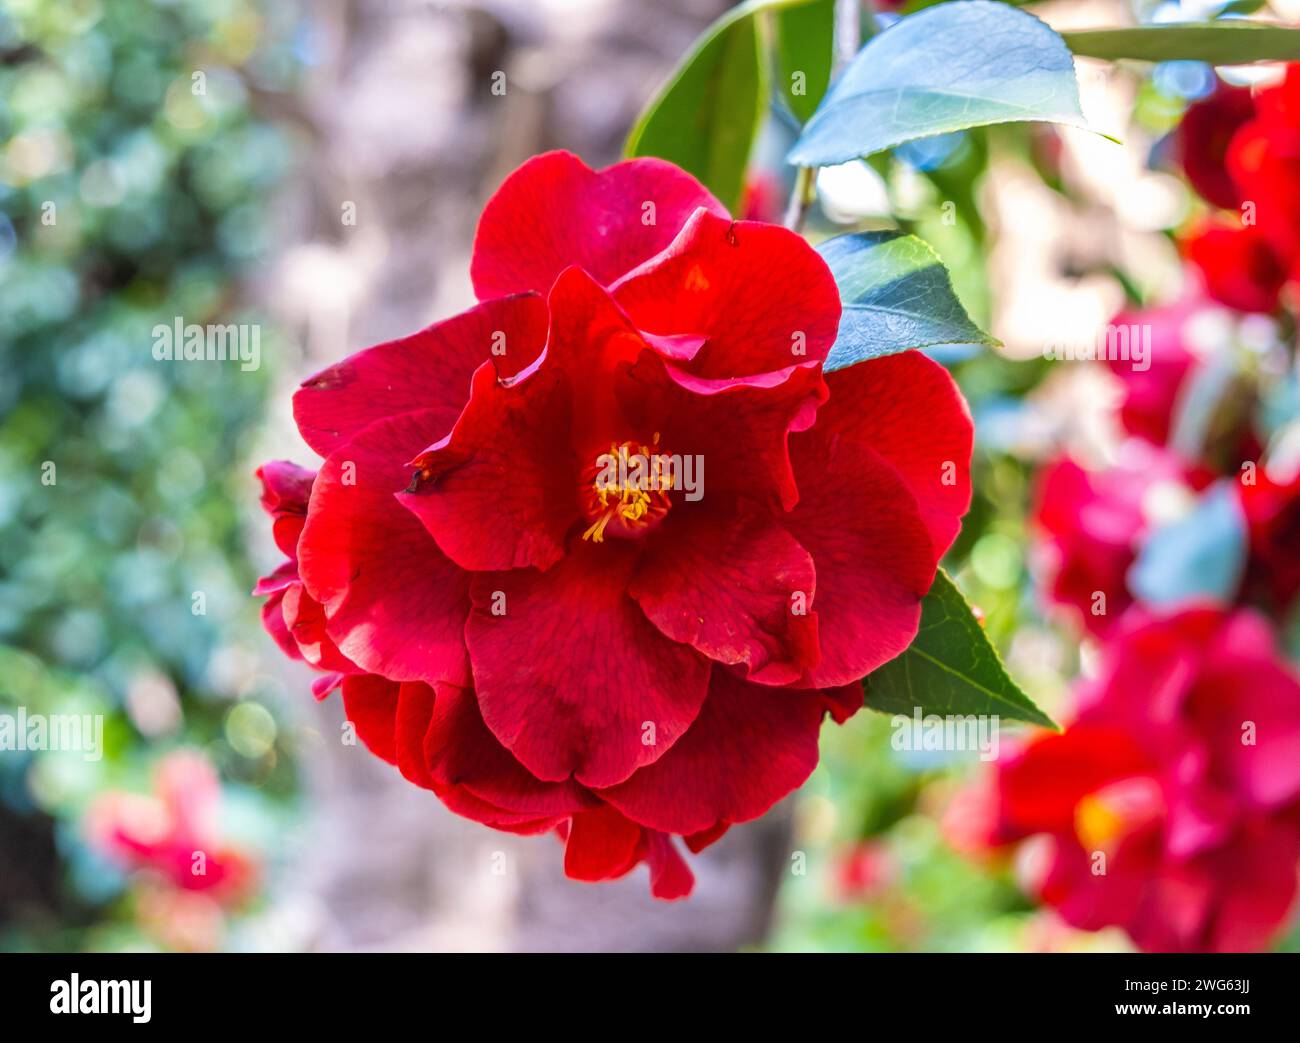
[597,669,836,836]
[819,353,972,558]
[612,209,841,379]
[471,151,726,299]
[293,294,548,458]
[465,540,711,788]
[297,410,471,687]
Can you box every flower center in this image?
[580,438,673,543]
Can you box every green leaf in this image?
[788,0,1092,167]
[775,0,834,123]
[864,570,1055,729]
[624,1,781,212]
[818,231,997,371]
[1063,21,1300,64]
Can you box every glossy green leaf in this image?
[625,2,772,211]
[864,570,1055,729]
[818,231,997,371]
[788,0,1091,166]
[775,0,834,123]
[1063,21,1300,63]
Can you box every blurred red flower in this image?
[969,608,1300,952]
[1180,66,1300,313]
[1103,293,1263,472]
[254,151,973,898]
[85,750,256,905]
[1227,65,1300,271]
[1239,466,1300,617]
[1176,82,1256,211]
[1182,216,1289,314]
[1031,445,1189,636]
[834,840,898,903]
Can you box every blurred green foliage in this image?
[0,0,303,949]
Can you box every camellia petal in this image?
[397,361,579,572]
[340,674,400,765]
[611,209,841,379]
[598,669,837,836]
[470,151,727,299]
[297,410,472,687]
[422,683,597,817]
[785,429,937,686]
[466,540,711,788]
[629,498,819,684]
[819,353,972,558]
[293,294,549,458]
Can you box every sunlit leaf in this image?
[865,570,1055,729]
[818,231,997,371]
[788,0,1092,167]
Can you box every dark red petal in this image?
[1200,819,1300,953]
[821,682,865,724]
[822,354,972,557]
[260,588,302,663]
[645,831,694,900]
[310,673,344,701]
[785,430,936,686]
[997,724,1155,838]
[611,209,841,379]
[466,540,711,788]
[340,674,400,764]
[256,459,314,515]
[253,559,299,598]
[297,410,471,687]
[684,823,730,854]
[598,669,830,835]
[470,150,727,299]
[629,499,819,684]
[394,682,437,789]
[280,582,358,674]
[563,805,646,883]
[397,361,579,572]
[293,294,549,457]
[1183,218,1288,314]
[255,460,315,557]
[436,785,567,832]
[1177,84,1256,211]
[423,684,597,817]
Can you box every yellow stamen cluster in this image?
[582,439,672,543]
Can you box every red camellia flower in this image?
[254,151,972,898]
[1104,293,1262,471]
[1179,66,1300,313]
[1239,466,1300,617]
[1031,444,1189,637]
[1177,81,1256,211]
[1182,216,1290,315]
[1106,296,1202,448]
[85,750,257,904]
[1227,64,1300,271]
[968,608,1300,952]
